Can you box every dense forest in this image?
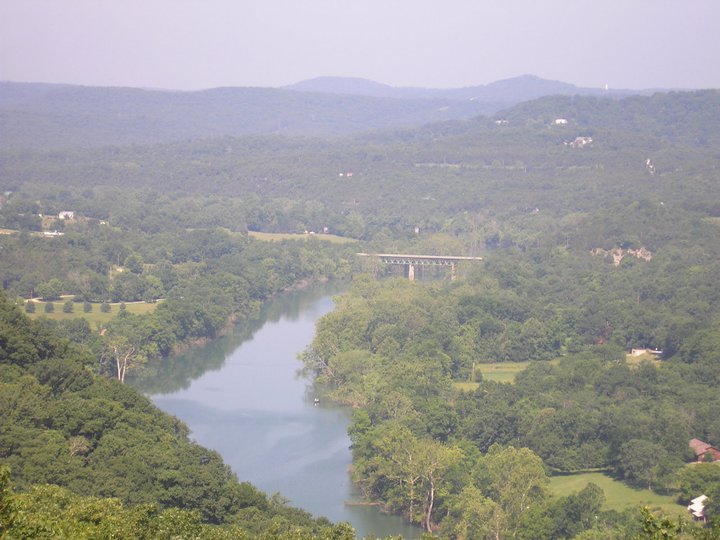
[2,83,720,538]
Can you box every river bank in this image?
[134,283,420,539]
[138,277,344,375]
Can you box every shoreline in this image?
[151,276,344,370]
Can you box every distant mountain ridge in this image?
[0,82,494,149]
[285,74,647,102]
[0,75,654,149]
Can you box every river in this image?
[133,282,420,539]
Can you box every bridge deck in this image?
[356,253,483,262]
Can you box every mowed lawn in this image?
[454,361,557,391]
[477,361,536,383]
[549,472,685,515]
[26,300,159,327]
[248,231,357,244]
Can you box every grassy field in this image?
[459,356,659,385]
[454,360,561,391]
[26,300,159,327]
[453,381,482,392]
[248,231,357,244]
[625,352,662,367]
[454,362,532,391]
[549,472,685,515]
[477,361,536,383]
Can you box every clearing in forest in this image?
[26,300,160,327]
[248,231,357,243]
[549,472,685,515]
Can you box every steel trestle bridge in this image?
[356,253,483,281]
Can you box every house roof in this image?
[689,438,718,457]
[688,495,707,518]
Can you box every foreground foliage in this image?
[0,293,353,537]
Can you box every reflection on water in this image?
[133,281,420,539]
[131,282,346,395]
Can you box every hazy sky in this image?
[1,0,719,91]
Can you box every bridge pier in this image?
[408,263,415,281]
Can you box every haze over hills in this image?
[0,75,654,150]
[0,81,488,149]
[284,74,648,102]
[3,89,719,211]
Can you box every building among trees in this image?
[689,439,720,462]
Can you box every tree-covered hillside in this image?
[0,82,493,149]
[0,76,647,151]
[3,90,719,245]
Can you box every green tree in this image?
[638,506,679,539]
[475,444,549,534]
[705,484,720,525]
[142,275,164,302]
[619,439,667,489]
[36,278,64,301]
[124,253,144,274]
[676,463,720,503]
[0,466,16,534]
[101,332,146,383]
[24,301,35,313]
[356,423,425,523]
[547,483,605,539]
[352,421,463,531]
[416,438,464,531]
[442,485,503,540]
[44,302,55,313]
[63,300,74,313]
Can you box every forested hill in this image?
[285,74,642,102]
[0,81,492,149]
[0,75,652,150]
[3,89,720,240]
[499,89,720,145]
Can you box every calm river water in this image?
[133,283,419,539]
